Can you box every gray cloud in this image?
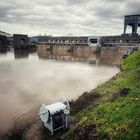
[65,0,89,5]
[125,0,140,15]
[0,0,140,36]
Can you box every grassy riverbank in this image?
[62,51,140,140]
[1,51,140,140]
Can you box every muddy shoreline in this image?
[0,89,103,140]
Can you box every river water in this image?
[0,48,120,132]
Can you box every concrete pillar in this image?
[132,23,138,34]
[132,25,135,34]
[134,23,138,34]
[0,40,1,48]
[124,22,127,34]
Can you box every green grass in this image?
[62,51,140,140]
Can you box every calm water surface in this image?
[0,49,120,132]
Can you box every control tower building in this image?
[124,14,140,34]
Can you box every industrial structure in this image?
[101,34,140,46]
[0,31,11,37]
[37,36,101,55]
[1,14,140,52]
[36,15,140,53]
[0,31,12,52]
[124,15,140,35]
[102,14,140,46]
[13,34,29,48]
[0,35,9,52]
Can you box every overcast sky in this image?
[0,0,140,36]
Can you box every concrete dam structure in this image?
[37,15,140,55]
[1,14,140,54]
[37,34,140,60]
[37,36,102,61]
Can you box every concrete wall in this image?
[37,44,130,66]
[37,43,98,62]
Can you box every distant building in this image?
[0,31,12,37]
[13,34,29,48]
[0,35,8,52]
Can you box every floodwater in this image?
[0,48,120,132]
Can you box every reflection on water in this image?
[0,47,120,132]
[37,46,125,66]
